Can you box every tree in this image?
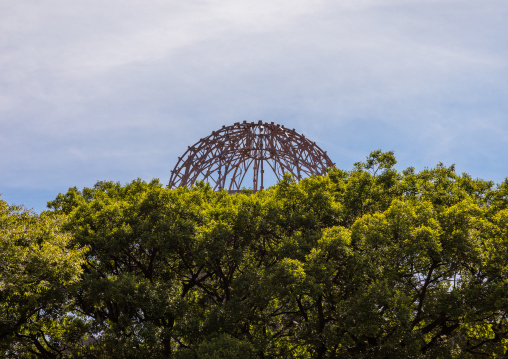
[6,150,508,358]
[267,153,508,357]
[46,179,296,357]
[0,198,86,357]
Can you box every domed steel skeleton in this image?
[168,121,334,192]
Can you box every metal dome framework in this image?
[168,121,334,192]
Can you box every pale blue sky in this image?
[1,0,507,212]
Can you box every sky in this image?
[1,0,507,213]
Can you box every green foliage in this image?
[3,151,508,358]
[0,198,87,357]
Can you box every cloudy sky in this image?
[1,0,507,212]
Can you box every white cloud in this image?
[1,0,327,75]
[1,0,508,199]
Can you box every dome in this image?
[168,121,334,192]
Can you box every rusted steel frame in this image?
[178,139,225,187]
[168,121,334,191]
[172,135,323,188]
[174,145,325,188]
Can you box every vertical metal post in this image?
[260,134,264,190]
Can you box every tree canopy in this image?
[0,200,86,357]
[2,151,508,358]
